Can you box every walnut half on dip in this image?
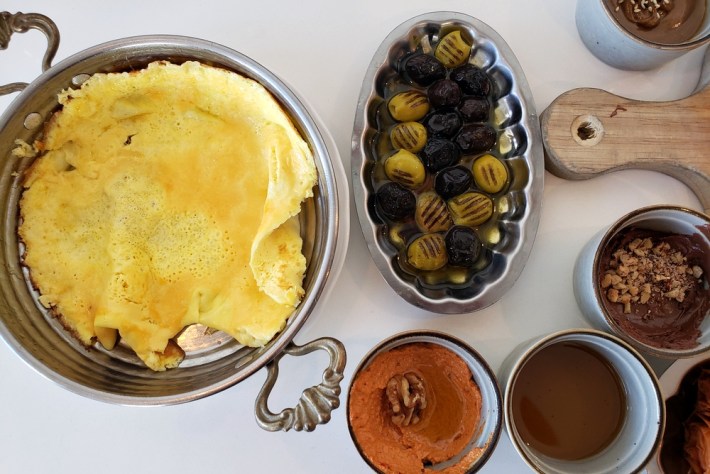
[17,61,317,371]
[348,342,488,473]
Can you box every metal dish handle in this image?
[255,337,346,432]
[0,11,59,96]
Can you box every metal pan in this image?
[352,12,543,313]
[0,12,347,432]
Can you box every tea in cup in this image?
[499,329,664,473]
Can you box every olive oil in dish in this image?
[511,341,627,460]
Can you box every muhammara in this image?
[349,342,485,473]
[18,61,317,371]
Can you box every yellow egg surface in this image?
[18,61,317,371]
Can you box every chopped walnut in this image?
[618,0,674,30]
[386,372,427,427]
[601,234,705,314]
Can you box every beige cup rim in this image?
[504,328,664,473]
[598,0,710,50]
[591,205,710,359]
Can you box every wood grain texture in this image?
[541,85,710,214]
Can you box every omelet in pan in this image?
[18,61,317,371]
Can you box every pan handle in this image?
[0,12,59,96]
[254,337,346,432]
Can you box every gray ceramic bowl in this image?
[0,14,346,432]
[573,205,710,360]
[576,0,710,70]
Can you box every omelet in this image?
[18,61,317,371]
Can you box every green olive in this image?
[407,233,448,271]
[415,191,452,233]
[472,154,508,194]
[388,90,429,122]
[435,30,472,68]
[448,192,493,227]
[384,150,426,189]
[390,122,427,153]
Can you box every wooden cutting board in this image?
[541,65,710,215]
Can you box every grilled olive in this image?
[472,154,508,194]
[450,64,491,98]
[427,79,462,109]
[445,226,481,267]
[376,182,416,221]
[435,166,473,200]
[458,97,490,122]
[388,90,429,122]
[407,233,448,271]
[454,123,496,154]
[435,30,472,68]
[390,122,427,153]
[420,138,460,172]
[423,110,462,138]
[402,53,446,86]
[448,192,493,227]
[415,192,452,233]
[384,150,426,189]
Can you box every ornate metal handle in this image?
[0,11,59,96]
[255,337,346,432]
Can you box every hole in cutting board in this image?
[571,114,604,147]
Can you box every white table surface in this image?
[0,1,706,473]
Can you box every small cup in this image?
[574,205,710,359]
[347,331,502,473]
[576,0,710,70]
[499,329,664,473]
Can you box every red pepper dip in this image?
[348,342,486,473]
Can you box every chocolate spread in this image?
[607,0,706,44]
[660,360,710,473]
[598,226,710,350]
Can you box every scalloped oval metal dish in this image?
[352,12,543,314]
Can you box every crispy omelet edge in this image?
[16,61,318,370]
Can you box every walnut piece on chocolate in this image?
[386,372,427,427]
[618,0,674,29]
[601,237,705,314]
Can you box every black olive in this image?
[445,226,481,267]
[423,110,462,138]
[419,138,460,173]
[458,97,490,122]
[375,182,416,221]
[454,123,497,154]
[402,53,446,87]
[427,79,462,109]
[435,166,473,200]
[450,64,491,98]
